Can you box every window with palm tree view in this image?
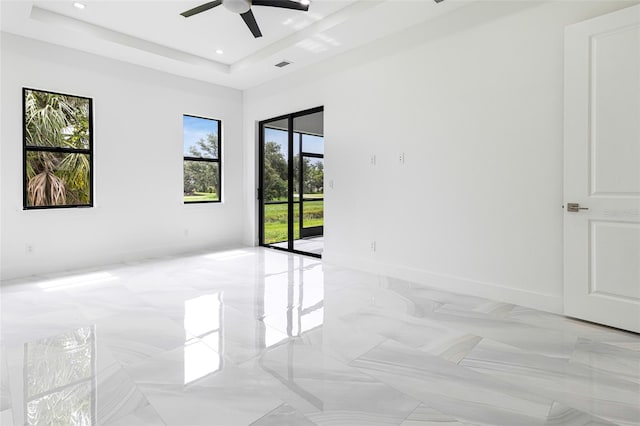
[183,115,221,203]
[23,88,93,209]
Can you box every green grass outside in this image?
[265,200,323,244]
[301,193,324,200]
[184,192,218,202]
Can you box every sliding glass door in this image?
[261,117,291,247]
[259,107,324,257]
[296,135,324,240]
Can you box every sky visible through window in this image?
[183,115,218,158]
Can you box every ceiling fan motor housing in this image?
[181,0,309,38]
[223,0,251,14]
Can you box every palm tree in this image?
[24,90,91,206]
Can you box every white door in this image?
[564,5,640,333]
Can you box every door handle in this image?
[567,203,589,212]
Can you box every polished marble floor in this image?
[1,247,639,425]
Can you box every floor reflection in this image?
[259,256,324,348]
[184,293,223,384]
[24,326,96,425]
[257,255,326,410]
[1,247,638,425]
[37,272,116,292]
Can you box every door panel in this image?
[300,156,324,239]
[261,121,290,245]
[591,26,640,195]
[292,111,324,254]
[564,5,640,332]
[590,221,640,300]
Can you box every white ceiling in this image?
[0,0,471,89]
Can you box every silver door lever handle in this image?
[567,203,589,212]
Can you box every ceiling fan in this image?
[180,0,310,38]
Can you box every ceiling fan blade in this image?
[252,0,309,12]
[240,10,263,38]
[180,0,223,17]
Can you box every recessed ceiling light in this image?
[72,2,86,9]
[300,0,310,5]
[215,49,224,55]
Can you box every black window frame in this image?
[183,114,222,204]
[23,87,94,210]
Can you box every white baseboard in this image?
[323,250,563,315]
[0,239,244,282]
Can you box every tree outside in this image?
[183,115,220,203]
[263,137,324,244]
[24,89,92,207]
[263,141,288,201]
[183,133,219,202]
[263,141,324,201]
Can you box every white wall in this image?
[1,34,245,280]
[243,1,637,313]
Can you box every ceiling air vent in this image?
[275,60,292,68]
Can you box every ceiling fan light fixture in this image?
[223,0,251,14]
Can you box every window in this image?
[23,88,93,209]
[183,115,221,203]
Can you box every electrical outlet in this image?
[25,244,34,254]
[370,155,376,166]
[370,240,376,252]
[399,152,405,164]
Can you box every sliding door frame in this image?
[298,146,324,239]
[258,105,324,258]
